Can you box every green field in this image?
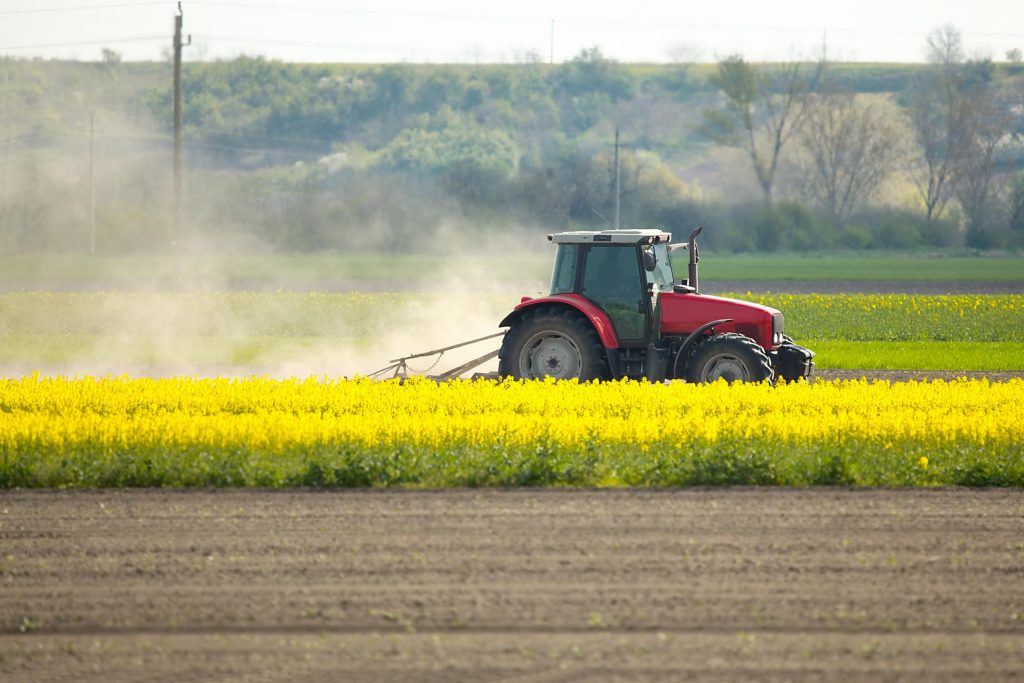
[734,293,1024,342]
[3,252,1023,290]
[3,292,1022,341]
[1,292,1022,373]
[703,254,1024,281]
[807,341,1024,371]
[0,252,548,290]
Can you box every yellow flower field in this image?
[1,376,1021,487]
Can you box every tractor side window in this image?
[550,244,579,294]
[581,245,646,341]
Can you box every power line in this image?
[191,1,544,24]
[0,2,165,15]
[189,2,1024,40]
[1,2,1019,61]
[0,36,164,51]
[201,34,501,59]
[540,17,1024,40]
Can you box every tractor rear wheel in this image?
[682,333,773,384]
[499,308,608,381]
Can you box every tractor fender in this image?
[672,318,734,376]
[498,294,620,348]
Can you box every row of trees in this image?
[700,27,1024,247]
[2,30,1023,253]
[158,30,1022,249]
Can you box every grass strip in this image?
[4,292,1024,342]
[4,253,1023,288]
[808,341,1024,372]
[703,255,1024,281]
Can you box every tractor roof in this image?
[547,229,672,245]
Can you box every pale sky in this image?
[1,0,1021,64]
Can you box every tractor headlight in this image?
[771,313,784,346]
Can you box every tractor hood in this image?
[660,292,784,350]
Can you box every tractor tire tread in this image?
[498,306,608,381]
[682,332,774,384]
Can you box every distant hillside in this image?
[2,53,1021,254]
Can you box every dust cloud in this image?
[0,226,551,380]
[0,68,557,380]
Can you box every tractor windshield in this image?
[649,243,675,288]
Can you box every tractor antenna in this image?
[591,208,616,229]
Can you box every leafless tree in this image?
[955,80,1015,245]
[100,48,122,65]
[798,93,906,221]
[905,26,972,222]
[665,43,702,88]
[1008,175,1024,234]
[701,55,822,206]
[926,25,965,72]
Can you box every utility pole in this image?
[605,128,627,229]
[173,2,190,245]
[89,110,96,254]
[613,126,620,229]
[549,20,554,64]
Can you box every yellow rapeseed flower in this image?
[0,376,1021,487]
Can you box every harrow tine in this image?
[368,331,506,381]
[387,331,506,364]
[429,348,500,382]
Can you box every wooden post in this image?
[89,109,96,254]
[172,3,189,245]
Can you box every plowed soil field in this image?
[2,489,1023,682]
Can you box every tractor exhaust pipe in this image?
[688,227,702,294]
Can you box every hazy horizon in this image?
[1,0,1021,65]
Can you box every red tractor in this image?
[497,228,814,383]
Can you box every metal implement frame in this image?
[367,332,506,381]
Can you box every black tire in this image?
[681,333,774,384]
[498,307,609,381]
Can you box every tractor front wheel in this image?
[499,308,608,381]
[682,333,773,384]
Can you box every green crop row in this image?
[808,341,1024,371]
[4,253,1024,290]
[1,337,1020,373]
[3,292,1023,341]
[5,438,1022,488]
[733,293,1024,342]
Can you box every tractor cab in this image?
[547,229,675,345]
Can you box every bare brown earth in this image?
[2,489,1023,682]
[815,369,1024,382]
[710,280,1024,294]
